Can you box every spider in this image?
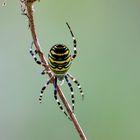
[29,22,84,119]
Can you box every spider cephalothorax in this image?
[29,22,83,119]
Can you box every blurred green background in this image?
[0,0,140,140]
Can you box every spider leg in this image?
[41,69,51,75]
[39,76,53,103]
[54,76,71,120]
[60,78,65,86]
[29,41,42,65]
[65,75,75,111]
[41,70,46,75]
[66,22,77,60]
[67,73,84,100]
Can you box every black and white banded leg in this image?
[54,77,71,120]
[60,78,65,86]
[41,69,51,75]
[66,22,77,60]
[41,69,46,75]
[29,41,41,65]
[39,76,53,103]
[65,75,75,111]
[67,73,84,100]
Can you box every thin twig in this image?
[22,0,87,140]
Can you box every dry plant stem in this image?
[24,1,87,140]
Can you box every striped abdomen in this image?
[48,44,72,76]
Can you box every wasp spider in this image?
[29,22,84,119]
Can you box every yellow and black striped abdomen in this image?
[48,44,72,76]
